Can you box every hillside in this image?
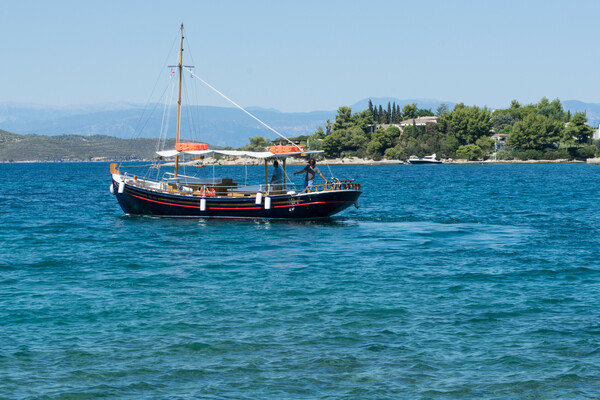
[0,130,174,162]
[0,103,335,148]
[2,99,598,156]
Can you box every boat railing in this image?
[302,179,361,193]
[124,174,359,197]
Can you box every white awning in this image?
[156,149,324,159]
[156,149,182,157]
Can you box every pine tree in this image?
[391,102,396,123]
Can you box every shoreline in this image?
[0,158,592,165]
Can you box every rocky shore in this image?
[194,157,586,166]
[2,157,592,165]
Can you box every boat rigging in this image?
[109,24,362,219]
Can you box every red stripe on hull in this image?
[129,193,354,210]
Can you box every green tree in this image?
[325,120,332,135]
[475,136,494,155]
[346,126,369,151]
[322,127,368,158]
[241,136,270,151]
[312,126,324,140]
[436,103,449,116]
[384,144,406,160]
[350,109,374,134]
[322,130,344,157]
[367,126,399,158]
[509,113,562,150]
[506,100,523,121]
[366,140,383,160]
[492,113,515,133]
[562,112,594,145]
[576,146,596,159]
[439,104,492,145]
[333,107,352,131]
[402,103,417,120]
[537,97,565,121]
[441,135,459,157]
[456,144,483,161]
[416,108,435,117]
[308,128,324,150]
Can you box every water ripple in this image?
[1,163,600,398]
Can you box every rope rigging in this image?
[182,66,296,147]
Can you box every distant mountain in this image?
[0,102,335,148]
[2,98,598,150]
[562,100,600,128]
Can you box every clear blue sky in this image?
[2,0,600,112]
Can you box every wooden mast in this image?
[264,160,269,192]
[174,24,184,178]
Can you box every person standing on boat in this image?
[294,158,327,192]
[270,160,284,191]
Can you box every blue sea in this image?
[1,162,600,399]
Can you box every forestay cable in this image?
[183,66,296,146]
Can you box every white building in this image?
[371,116,439,134]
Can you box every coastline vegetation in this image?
[0,130,173,162]
[248,98,599,162]
[2,98,599,163]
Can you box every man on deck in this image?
[294,158,327,193]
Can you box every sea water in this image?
[1,162,600,399]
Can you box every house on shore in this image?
[369,116,439,134]
[491,133,509,149]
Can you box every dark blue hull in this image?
[112,180,361,219]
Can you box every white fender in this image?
[200,198,206,211]
[255,192,263,205]
[264,196,271,210]
[109,183,115,195]
[118,181,125,193]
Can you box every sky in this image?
[2,0,600,112]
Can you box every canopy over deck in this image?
[156,149,324,159]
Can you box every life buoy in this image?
[269,145,304,153]
[199,186,216,197]
[175,142,209,151]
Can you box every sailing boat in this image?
[109,25,361,219]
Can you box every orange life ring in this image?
[175,142,209,151]
[269,145,304,153]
